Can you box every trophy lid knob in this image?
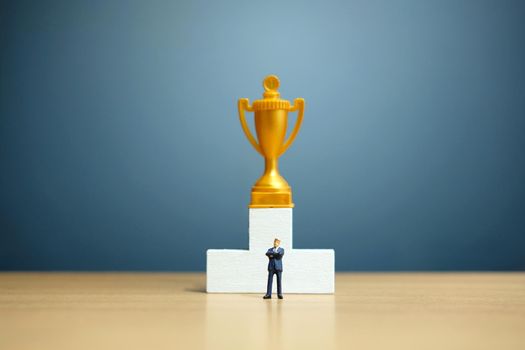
[263,75,279,91]
[262,75,280,99]
[252,75,291,111]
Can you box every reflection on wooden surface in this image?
[205,292,335,349]
[0,273,523,350]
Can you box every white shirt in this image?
[273,247,279,253]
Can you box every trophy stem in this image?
[249,157,293,208]
[260,157,289,189]
[264,157,279,176]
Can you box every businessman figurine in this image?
[263,238,284,299]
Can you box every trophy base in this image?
[249,191,294,208]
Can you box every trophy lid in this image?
[252,75,291,111]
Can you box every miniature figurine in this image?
[263,238,284,299]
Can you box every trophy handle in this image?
[238,98,263,156]
[279,98,305,156]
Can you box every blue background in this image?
[1,0,524,271]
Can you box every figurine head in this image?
[273,238,281,248]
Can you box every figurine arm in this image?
[274,249,284,259]
[266,251,274,258]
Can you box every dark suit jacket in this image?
[266,247,284,271]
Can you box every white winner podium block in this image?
[207,208,335,294]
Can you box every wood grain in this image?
[1,273,524,350]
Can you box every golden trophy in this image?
[238,75,305,208]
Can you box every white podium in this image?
[206,208,335,293]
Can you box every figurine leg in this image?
[266,271,274,296]
[276,271,282,296]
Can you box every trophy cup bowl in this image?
[238,75,304,208]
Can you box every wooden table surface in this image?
[1,273,524,350]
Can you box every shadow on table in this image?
[185,286,207,293]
